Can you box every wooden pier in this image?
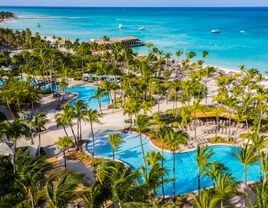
[93,36,145,47]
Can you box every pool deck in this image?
[17,78,268,153]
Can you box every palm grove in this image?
[0,26,267,207]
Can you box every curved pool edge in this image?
[138,132,240,154]
[84,132,261,196]
[67,84,110,109]
[85,131,241,158]
[83,142,131,168]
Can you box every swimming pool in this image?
[86,133,260,195]
[67,86,110,110]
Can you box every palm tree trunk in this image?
[139,132,147,177]
[30,191,35,208]
[63,149,66,169]
[38,132,41,156]
[228,108,231,138]
[245,107,249,133]
[161,143,165,203]
[158,93,160,115]
[79,122,82,142]
[194,116,197,140]
[98,98,102,114]
[257,110,263,134]
[77,120,80,142]
[198,169,201,196]
[13,139,17,174]
[258,151,263,182]
[63,125,69,137]
[174,91,178,117]
[70,124,78,149]
[90,123,95,163]
[7,104,15,119]
[172,151,176,204]
[112,150,115,161]
[130,114,133,132]
[244,165,247,190]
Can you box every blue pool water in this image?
[86,133,260,195]
[2,7,268,71]
[67,86,109,109]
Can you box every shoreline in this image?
[0,15,262,73]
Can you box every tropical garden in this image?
[0,27,268,207]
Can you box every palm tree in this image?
[1,92,15,119]
[241,93,252,132]
[123,97,139,130]
[254,88,268,134]
[55,111,69,137]
[232,145,258,190]
[46,171,82,208]
[215,173,238,208]
[31,112,47,156]
[201,66,215,107]
[202,50,209,62]
[165,129,188,203]
[95,161,147,208]
[146,151,163,167]
[89,88,108,114]
[15,149,52,208]
[224,96,236,138]
[159,126,170,202]
[196,145,213,195]
[260,153,268,188]
[85,109,102,163]
[0,119,30,173]
[55,104,77,148]
[194,190,222,208]
[248,132,267,181]
[134,114,150,177]
[146,162,170,205]
[202,162,226,189]
[73,100,87,148]
[82,182,107,208]
[108,133,125,161]
[54,136,74,170]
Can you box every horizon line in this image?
[1,5,268,8]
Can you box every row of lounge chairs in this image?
[190,119,246,129]
[203,128,236,136]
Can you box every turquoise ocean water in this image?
[1,7,268,71]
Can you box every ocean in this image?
[1,7,268,71]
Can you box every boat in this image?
[118,24,123,29]
[240,30,245,33]
[139,27,145,31]
[37,22,40,27]
[211,29,220,33]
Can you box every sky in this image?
[1,0,268,7]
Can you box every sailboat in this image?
[118,24,123,29]
[37,22,40,28]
